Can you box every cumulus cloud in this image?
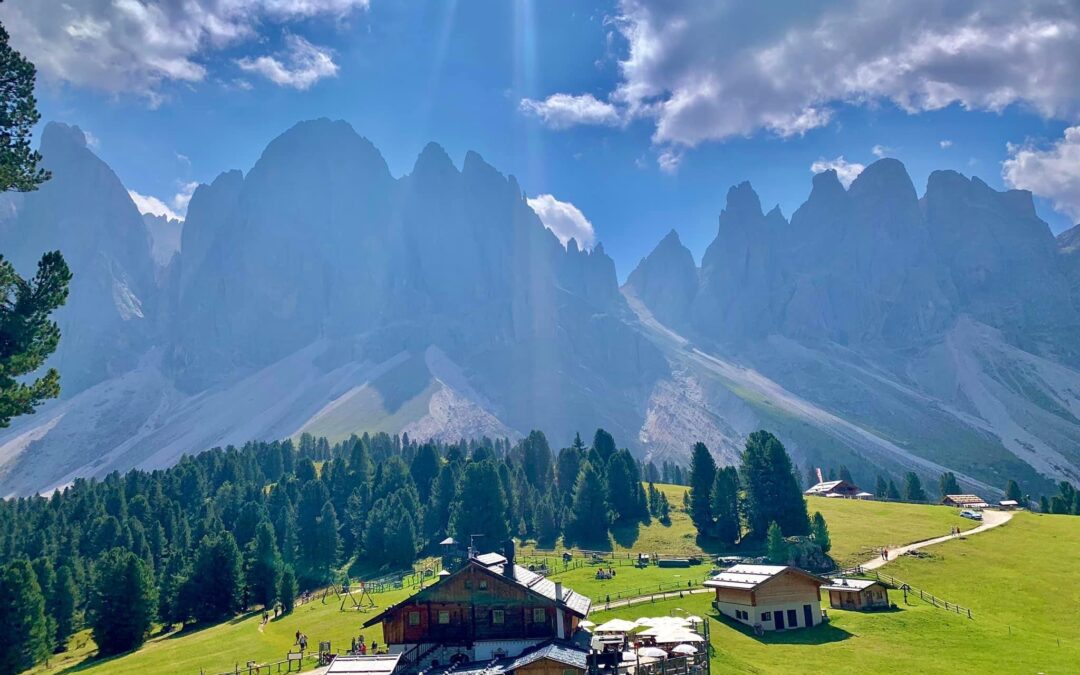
[526,0,1080,156]
[871,144,889,158]
[0,0,367,101]
[129,190,181,221]
[1003,126,1080,222]
[236,34,338,89]
[172,181,199,214]
[811,156,865,188]
[526,194,597,249]
[519,93,621,130]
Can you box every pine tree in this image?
[410,443,442,502]
[184,533,244,622]
[710,466,740,544]
[556,443,584,505]
[566,462,609,547]
[811,512,831,553]
[90,550,157,656]
[533,496,559,546]
[740,431,809,537]
[591,429,617,468]
[246,521,282,608]
[903,472,928,502]
[279,565,298,614]
[886,479,901,500]
[688,442,717,533]
[605,451,639,522]
[838,466,853,483]
[314,502,341,579]
[1004,480,1023,504]
[450,461,510,546]
[766,522,789,564]
[0,559,51,672]
[939,472,960,498]
[520,430,554,488]
[1039,495,1050,513]
[53,565,78,650]
[875,475,888,498]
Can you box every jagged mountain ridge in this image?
[2,120,1079,497]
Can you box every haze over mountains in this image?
[2,118,1079,498]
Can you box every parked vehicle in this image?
[960,510,983,520]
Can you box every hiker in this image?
[295,630,301,644]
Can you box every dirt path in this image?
[598,587,713,611]
[858,509,1013,571]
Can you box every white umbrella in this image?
[671,644,697,655]
[651,631,706,644]
[638,647,668,658]
[580,620,596,629]
[685,615,703,624]
[594,619,638,633]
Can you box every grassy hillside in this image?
[522,483,977,566]
[591,511,1079,674]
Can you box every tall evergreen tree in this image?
[246,521,282,608]
[688,442,717,533]
[184,533,244,622]
[903,472,928,502]
[410,443,442,502]
[566,462,609,547]
[53,565,78,650]
[765,522,789,564]
[591,429,617,468]
[740,431,809,537]
[875,475,888,498]
[0,559,51,672]
[838,466,853,483]
[449,461,509,546]
[886,479,902,500]
[89,550,157,656]
[939,472,961,498]
[1004,480,1023,504]
[520,430,554,488]
[810,512,831,553]
[556,442,584,505]
[710,466,741,544]
[313,502,341,578]
[279,565,298,614]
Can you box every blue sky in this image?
[8,0,1080,279]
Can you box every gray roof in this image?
[481,560,592,617]
[474,552,508,566]
[431,640,588,675]
[822,578,883,592]
[804,480,861,495]
[704,564,827,591]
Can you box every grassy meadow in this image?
[591,511,1079,674]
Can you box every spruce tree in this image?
[766,522,789,564]
[449,460,510,546]
[875,475,888,498]
[246,521,282,608]
[1004,480,1023,503]
[556,443,584,505]
[53,565,78,650]
[710,466,740,544]
[533,496,559,546]
[0,559,51,672]
[279,565,298,614]
[811,512,831,553]
[903,472,928,502]
[688,442,717,533]
[314,502,341,577]
[740,431,809,537]
[838,466,853,483]
[591,429,617,468]
[90,550,157,656]
[886,480,902,500]
[185,533,244,622]
[410,443,442,502]
[939,472,960,498]
[566,462,609,547]
[520,430,554,488]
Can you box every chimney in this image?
[555,581,563,602]
[503,539,516,578]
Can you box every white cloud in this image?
[526,194,597,249]
[1002,126,1080,222]
[811,156,865,188]
[940,139,953,149]
[0,0,367,101]
[236,34,338,89]
[172,181,199,214]
[84,130,101,150]
[519,94,621,130]
[528,0,1080,157]
[657,148,683,174]
[871,144,889,158]
[129,190,181,221]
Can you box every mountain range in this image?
[2,119,1079,498]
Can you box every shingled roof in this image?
[704,564,828,591]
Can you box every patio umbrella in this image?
[638,647,668,658]
[594,619,639,633]
[580,620,596,629]
[671,644,697,655]
[685,616,704,624]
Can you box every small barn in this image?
[822,578,890,611]
[942,494,989,509]
[804,480,865,498]
[704,564,827,631]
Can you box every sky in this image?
[5,0,1080,279]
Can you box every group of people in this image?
[295,631,309,651]
[349,636,379,655]
[878,547,889,561]
[595,567,618,580]
[950,526,963,536]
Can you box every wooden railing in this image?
[840,567,974,619]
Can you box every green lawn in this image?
[591,511,1080,674]
[29,587,413,675]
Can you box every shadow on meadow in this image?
[711,610,855,645]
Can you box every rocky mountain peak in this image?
[721,181,764,222]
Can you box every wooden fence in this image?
[841,567,974,619]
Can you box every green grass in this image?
[591,511,1080,674]
[29,587,413,675]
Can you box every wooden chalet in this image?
[362,543,591,670]
[821,578,890,611]
[704,564,828,631]
[803,480,866,498]
[942,494,989,509]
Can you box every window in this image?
[438,611,451,625]
[408,611,420,626]
[479,580,488,590]
[760,612,771,621]
[735,610,749,621]
[492,609,504,625]
[532,608,546,623]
